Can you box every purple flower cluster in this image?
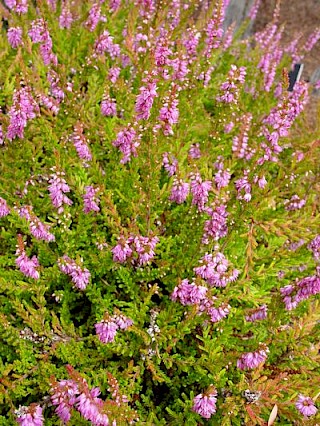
[203,252,238,286]
[194,252,239,287]
[248,0,261,20]
[303,28,320,53]
[95,312,133,344]
[202,204,228,244]
[59,3,73,29]
[188,143,201,159]
[113,125,139,164]
[182,27,200,62]
[257,25,283,92]
[162,152,178,176]
[51,379,79,423]
[214,165,231,190]
[15,244,40,280]
[48,170,72,213]
[51,372,115,424]
[171,57,189,81]
[171,279,208,305]
[216,65,246,104]
[109,0,121,13]
[7,26,23,48]
[112,235,159,266]
[0,197,10,217]
[83,186,100,214]
[85,2,104,32]
[171,278,231,324]
[190,173,212,212]
[4,0,28,14]
[199,298,231,323]
[71,124,92,162]
[159,96,179,135]
[135,76,158,120]
[7,85,39,140]
[295,394,318,418]
[108,66,121,84]
[308,235,320,261]
[259,82,309,164]
[101,95,117,117]
[94,30,121,58]
[169,178,190,204]
[154,38,172,71]
[204,4,225,57]
[192,388,217,419]
[18,206,55,242]
[237,345,269,370]
[47,70,65,101]
[28,18,57,65]
[58,255,91,290]
[245,305,268,322]
[284,194,306,211]
[15,404,43,426]
[232,113,255,160]
[38,95,60,115]
[280,267,320,310]
[235,170,252,202]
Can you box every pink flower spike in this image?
[192,388,217,419]
[83,186,100,214]
[237,346,268,370]
[0,197,10,217]
[15,246,40,280]
[7,27,23,48]
[95,320,118,343]
[15,404,44,426]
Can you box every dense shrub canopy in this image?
[0,0,319,424]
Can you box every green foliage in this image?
[0,0,319,424]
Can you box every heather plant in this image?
[0,0,319,425]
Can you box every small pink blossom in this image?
[245,305,267,322]
[113,126,139,164]
[15,404,43,426]
[192,388,217,419]
[237,346,268,370]
[169,179,190,204]
[190,173,212,212]
[7,26,23,48]
[15,243,40,280]
[48,171,72,214]
[171,279,207,305]
[58,255,90,290]
[296,394,318,417]
[0,197,10,217]
[83,186,100,214]
[162,152,178,176]
[101,96,117,117]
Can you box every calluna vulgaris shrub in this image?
[0,0,319,424]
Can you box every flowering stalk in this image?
[58,255,91,290]
[83,186,100,214]
[48,170,72,214]
[15,404,44,426]
[6,84,39,141]
[95,311,133,343]
[192,386,217,419]
[15,236,40,280]
[18,205,55,242]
